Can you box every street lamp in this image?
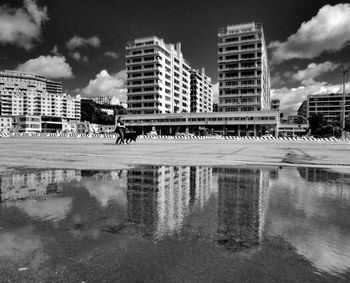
[342,68,348,138]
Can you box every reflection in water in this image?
[215,167,271,251]
[127,166,214,238]
[267,167,350,275]
[0,165,350,280]
[0,169,81,202]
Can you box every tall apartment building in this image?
[190,68,213,112]
[0,70,80,120]
[306,93,350,123]
[126,36,191,114]
[218,22,271,112]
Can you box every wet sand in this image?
[1,137,350,172]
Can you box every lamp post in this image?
[342,69,348,138]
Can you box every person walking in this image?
[115,116,127,144]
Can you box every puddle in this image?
[0,165,350,282]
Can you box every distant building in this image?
[218,22,271,112]
[91,96,121,105]
[126,36,191,114]
[12,115,41,133]
[0,70,80,120]
[190,68,213,112]
[307,93,350,123]
[213,103,219,112]
[297,100,307,120]
[271,99,280,111]
[287,115,299,124]
[100,108,114,115]
[0,116,13,132]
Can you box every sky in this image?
[0,0,349,115]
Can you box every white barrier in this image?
[2,132,350,143]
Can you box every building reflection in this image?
[298,167,341,183]
[215,167,271,251]
[81,170,126,181]
[127,166,214,238]
[0,169,81,202]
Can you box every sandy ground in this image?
[1,136,350,172]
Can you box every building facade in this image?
[190,68,213,112]
[0,116,13,132]
[0,70,81,120]
[120,110,279,137]
[218,22,271,112]
[306,93,350,123]
[297,100,307,119]
[126,36,191,114]
[12,115,41,133]
[91,96,121,105]
[271,99,280,111]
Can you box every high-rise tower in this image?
[126,37,191,114]
[218,22,270,112]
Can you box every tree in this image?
[81,99,126,125]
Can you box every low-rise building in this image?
[120,110,279,137]
[286,115,299,124]
[12,115,41,133]
[307,93,350,123]
[0,116,13,132]
[271,99,280,111]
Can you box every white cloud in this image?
[71,51,88,62]
[0,0,48,50]
[212,82,219,103]
[103,51,118,59]
[12,197,73,222]
[17,55,73,79]
[83,180,127,208]
[271,80,350,116]
[82,69,127,99]
[291,61,340,85]
[66,35,100,50]
[269,4,350,64]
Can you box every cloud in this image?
[0,0,48,50]
[103,51,118,59]
[71,51,88,62]
[66,35,100,50]
[0,227,48,270]
[17,55,73,79]
[271,80,350,116]
[212,82,219,103]
[83,180,127,208]
[291,61,340,85]
[12,197,73,222]
[81,69,127,99]
[269,4,350,64]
